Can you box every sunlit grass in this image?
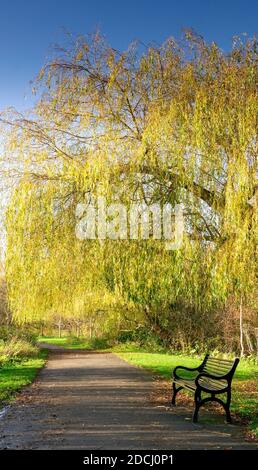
[0,350,48,404]
[37,335,109,350]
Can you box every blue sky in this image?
[0,0,257,111]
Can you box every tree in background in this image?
[1,31,257,353]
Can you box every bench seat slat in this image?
[173,378,196,390]
[204,362,234,368]
[203,362,232,370]
[198,378,228,390]
[205,359,234,365]
[205,358,235,365]
[203,366,231,375]
[175,377,228,391]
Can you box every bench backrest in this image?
[201,355,239,379]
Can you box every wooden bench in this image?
[171,354,239,423]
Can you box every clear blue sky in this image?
[0,0,257,111]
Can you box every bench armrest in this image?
[173,365,200,379]
[173,355,209,379]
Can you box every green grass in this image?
[114,347,258,438]
[114,348,257,380]
[37,335,109,350]
[0,350,48,405]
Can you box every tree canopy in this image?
[1,31,257,352]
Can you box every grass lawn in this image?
[0,350,48,406]
[114,348,258,439]
[37,335,108,349]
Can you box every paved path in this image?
[0,351,256,450]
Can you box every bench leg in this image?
[225,390,232,423]
[193,389,201,423]
[192,392,232,424]
[171,382,183,405]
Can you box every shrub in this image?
[88,337,110,349]
[0,325,37,344]
[0,336,39,361]
[116,327,167,353]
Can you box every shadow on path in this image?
[0,350,256,450]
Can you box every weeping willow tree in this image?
[2,31,257,352]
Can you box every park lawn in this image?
[115,349,258,439]
[37,335,108,350]
[0,350,48,405]
[37,335,90,349]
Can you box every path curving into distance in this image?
[0,350,256,450]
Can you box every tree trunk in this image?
[244,326,254,354]
[239,297,244,357]
[58,320,62,338]
[255,328,258,360]
[89,319,93,339]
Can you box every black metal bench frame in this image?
[171,354,239,423]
